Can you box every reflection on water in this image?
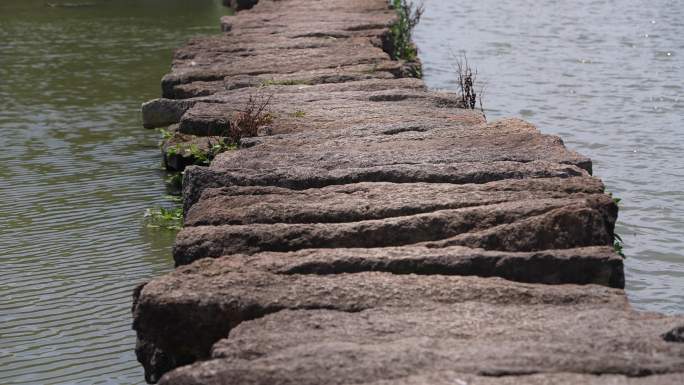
[0,1,226,384]
[414,0,684,313]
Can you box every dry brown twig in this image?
[452,53,486,121]
[229,93,274,143]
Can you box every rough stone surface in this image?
[174,195,616,265]
[180,117,593,212]
[179,245,624,287]
[176,81,454,136]
[182,160,590,213]
[158,304,684,385]
[169,64,400,99]
[164,370,684,385]
[184,177,605,226]
[162,37,398,99]
[131,0,671,384]
[142,98,197,129]
[207,118,591,171]
[133,266,628,382]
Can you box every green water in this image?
[0,1,227,383]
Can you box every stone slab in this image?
[174,195,616,265]
[177,83,461,136]
[133,266,628,382]
[181,118,592,210]
[163,370,684,385]
[184,177,606,226]
[157,303,684,384]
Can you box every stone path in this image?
[133,0,684,383]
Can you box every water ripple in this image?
[415,0,684,314]
[0,0,226,383]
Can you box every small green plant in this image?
[613,234,625,258]
[607,192,625,258]
[607,192,622,206]
[389,0,423,61]
[164,94,272,173]
[165,138,237,167]
[166,172,183,191]
[408,64,422,78]
[144,206,183,230]
[166,143,182,157]
[199,137,238,165]
[159,127,173,140]
[291,110,306,118]
[187,144,210,165]
[158,128,175,149]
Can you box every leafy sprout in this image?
[144,206,183,230]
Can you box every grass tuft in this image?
[608,192,626,258]
[187,140,237,166]
[144,206,183,230]
[389,0,423,61]
[165,172,183,192]
[160,93,273,174]
[614,234,626,258]
[159,127,173,141]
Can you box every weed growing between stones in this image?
[166,143,182,157]
[454,54,486,120]
[165,172,183,193]
[166,140,238,167]
[160,93,273,172]
[159,127,173,141]
[144,206,183,230]
[146,93,274,232]
[291,110,306,118]
[147,171,182,229]
[614,235,625,258]
[389,0,423,61]
[146,174,184,230]
[609,193,626,258]
[228,93,274,143]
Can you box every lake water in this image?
[1,0,682,384]
[0,1,226,384]
[414,0,684,314]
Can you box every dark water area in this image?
[0,1,227,383]
[414,0,684,314]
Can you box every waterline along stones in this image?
[134,0,684,384]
